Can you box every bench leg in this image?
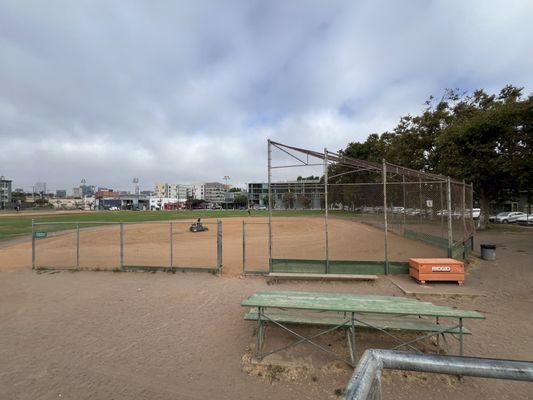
[436,317,440,352]
[256,307,263,360]
[349,312,357,364]
[459,317,464,356]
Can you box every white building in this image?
[153,182,226,204]
[149,197,184,211]
[155,183,193,201]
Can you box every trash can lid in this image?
[480,244,496,249]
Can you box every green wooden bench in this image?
[241,290,484,366]
[244,308,471,335]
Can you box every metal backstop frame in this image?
[266,140,475,275]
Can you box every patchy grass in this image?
[0,209,363,240]
[484,223,530,232]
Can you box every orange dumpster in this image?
[408,258,465,285]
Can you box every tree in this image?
[229,187,242,192]
[234,194,248,207]
[282,191,295,209]
[297,194,311,209]
[262,195,275,208]
[334,85,533,228]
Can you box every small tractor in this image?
[190,219,209,232]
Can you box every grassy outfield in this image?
[0,209,361,240]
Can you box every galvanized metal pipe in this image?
[324,147,329,273]
[267,139,273,272]
[31,218,35,269]
[217,219,222,273]
[119,222,124,270]
[169,221,173,268]
[76,222,80,269]
[242,220,246,274]
[447,177,453,257]
[345,349,533,400]
[382,159,389,275]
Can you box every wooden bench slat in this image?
[242,291,485,319]
[244,311,471,335]
[268,273,378,281]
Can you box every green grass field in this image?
[0,209,362,240]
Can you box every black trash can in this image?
[480,244,496,260]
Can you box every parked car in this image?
[517,214,533,226]
[494,211,526,224]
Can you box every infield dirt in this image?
[0,216,445,274]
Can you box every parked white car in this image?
[517,214,533,226]
[494,212,526,224]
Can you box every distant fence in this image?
[31,219,222,274]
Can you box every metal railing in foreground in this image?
[344,349,533,400]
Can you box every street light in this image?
[223,176,230,210]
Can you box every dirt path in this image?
[0,228,532,399]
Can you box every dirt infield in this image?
[0,229,532,399]
[0,217,445,274]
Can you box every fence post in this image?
[76,222,80,269]
[447,177,453,258]
[120,222,124,270]
[31,219,35,269]
[169,221,173,268]
[267,139,273,272]
[242,220,246,275]
[324,147,329,274]
[402,176,406,234]
[462,180,467,243]
[217,219,223,274]
[383,159,389,275]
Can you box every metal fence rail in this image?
[344,349,533,400]
[31,219,223,274]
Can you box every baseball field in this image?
[0,211,445,274]
[1,210,532,399]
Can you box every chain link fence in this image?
[266,141,475,275]
[32,220,222,273]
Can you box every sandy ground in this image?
[0,217,446,275]
[0,224,532,399]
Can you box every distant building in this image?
[80,184,96,196]
[34,182,46,195]
[155,183,195,201]
[72,187,81,198]
[203,182,225,204]
[95,188,118,198]
[0,177,12,209]
[55,190,67,198]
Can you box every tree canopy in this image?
[335,85,533,222]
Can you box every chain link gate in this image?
[32,219,223,274]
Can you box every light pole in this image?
[223,176,230,209]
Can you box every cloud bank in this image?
[1,0,532,191]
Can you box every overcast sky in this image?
[1,0,532,192]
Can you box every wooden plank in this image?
[244,311,471,334]
[268,273,378,281]
[241,290,485,319]
[255,290,421,303]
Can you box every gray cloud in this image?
[1,0,532,191]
